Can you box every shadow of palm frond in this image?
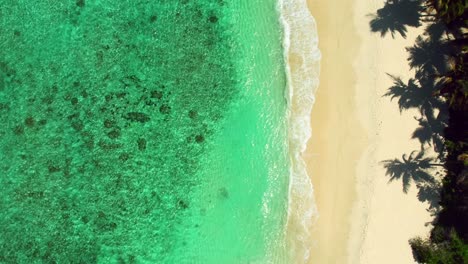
[383,74,444,115]
[406,35,453,78]
[383,73,449,157]
[412,111,448,156]
[369,0,424,38]
[424,21,449,41]
[416,181,442,214]
[381,150,440,193]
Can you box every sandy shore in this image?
[303,0,434,263]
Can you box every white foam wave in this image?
[278,0,321,262]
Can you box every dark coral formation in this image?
[123,112,150,123]
[0,0,237,262]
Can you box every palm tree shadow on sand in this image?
[371,0,468,259]
[381,150,443,213]
[369,0,460,214]
[381,150,441,193]
[369,0,425,38]
[383,74,449,155]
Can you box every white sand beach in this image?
[303,0,435,263]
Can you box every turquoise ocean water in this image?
[0,0,292,263]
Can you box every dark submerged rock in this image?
[195,134,204,143]
[107,129,121,139]
[115,92,127,99]
[105,94,113,102]
[13,125,24,135]
[76,0,85,8]
[178,199,189,209]
[82,132,95,150]
[188,110,197,119]
[159,104,171,115]
[137,138,147,151]
[48,165,61,173]
[0,103,9,111]
[81,215,90,224]
[103,119,115,128]
[123,112,150,123]
[119,153,130,162]
[151,90,163,99]
[70,97,78,105]
[38,119,47,126]
[24,116,35,127]
[71,120,84,131]
[209,16,218,23]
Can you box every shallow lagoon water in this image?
[0,0,290,263]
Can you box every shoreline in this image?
[279,0,321,262]
[303,0,434,263]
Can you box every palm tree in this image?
[436,53,468,110]
[425,0,468,26]
[382,150,441,193]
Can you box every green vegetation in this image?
[372,0,468,262]
[410,232,468,263]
